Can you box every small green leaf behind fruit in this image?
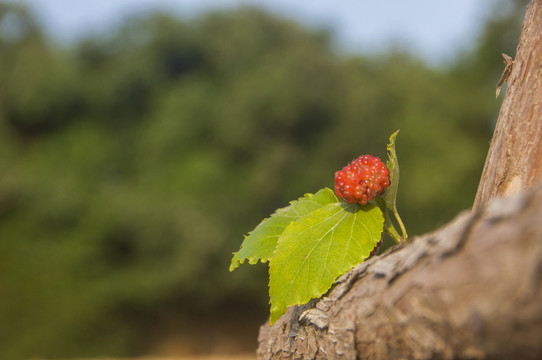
[385,130,400,210]
[229,188,338,271]
[268,202,383,324]
[383,130,408,242]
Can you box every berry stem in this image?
[392,203,408,242]
[375,197,403,244]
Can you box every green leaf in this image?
[229,188,338,271]
[383,130,407,242]
[385,130,400,210]
[268,202,383,324]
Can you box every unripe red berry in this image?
[334,155,390,205]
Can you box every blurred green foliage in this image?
[0,2,525,359]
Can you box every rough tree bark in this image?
[474,0,542,208]
[257,185,542,359]
[256,1,542,359]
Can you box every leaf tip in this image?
[387,130,400,149]
[269,305,285,326]
[229,253,242,272]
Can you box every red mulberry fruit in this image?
[334,155,390,205]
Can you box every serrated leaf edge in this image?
[229,188,338,272]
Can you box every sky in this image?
[6,0,498,63]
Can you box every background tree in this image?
[0,1,527,359]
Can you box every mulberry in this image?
[334,155,390,205]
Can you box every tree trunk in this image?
[257,1,542,359]
[473,0,542,209]
[257,185,542,359]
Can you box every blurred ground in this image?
[68,357,254,360]
[147,317,261,355]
